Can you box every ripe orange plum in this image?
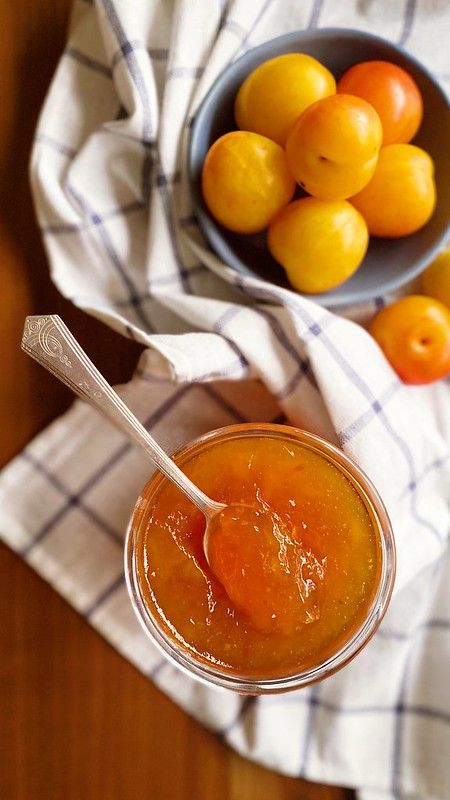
[286,94,383,200]
[370,296,450,384]
[202,131,295,233]
[337,60,423,145]
[268,197,369,293]
[234,53,336,146]
[351,144,436,237]
[421,249,450,309]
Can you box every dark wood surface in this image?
[0,2,354,797]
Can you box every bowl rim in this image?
[187,27,450,308]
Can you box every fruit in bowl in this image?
[337,60,423,146]
[234,53,336,146]
[199,39,440,295]
[201,131,295,233]
[285,94,383,200]
[267,198,368,293]
[189,29,450,306]
[351,144,436,237]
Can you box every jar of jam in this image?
[125,424,395,694]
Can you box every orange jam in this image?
[134,427,383,679]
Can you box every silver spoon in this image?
[21,315,307,633]
[21,315,226,548]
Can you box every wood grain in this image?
[0,1,354,797]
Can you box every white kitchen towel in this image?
[1,0,450,798]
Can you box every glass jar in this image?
[125,423,396,694]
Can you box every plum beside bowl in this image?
[188,28,450,307]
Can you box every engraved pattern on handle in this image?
[22,316,72,368]
[21,315,106,404]
[21,315,224,518]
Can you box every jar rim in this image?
[125,423,396,694]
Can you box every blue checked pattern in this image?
[2,1,450,799]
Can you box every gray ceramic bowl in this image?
[188,29,450,307]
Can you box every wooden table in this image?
[0,3,354,797]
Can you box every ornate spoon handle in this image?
[21,315,224,518]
